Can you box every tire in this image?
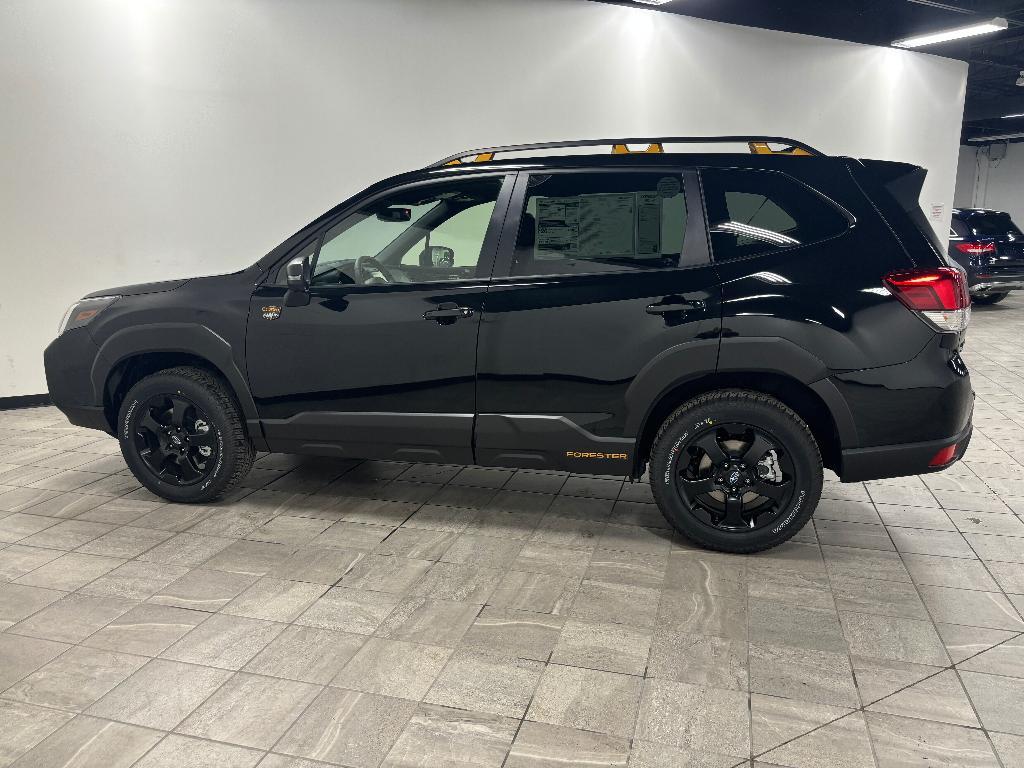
[971,292,1008,305]
[650,389,822,553]
[118,366,254,503]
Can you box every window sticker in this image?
[535,192,662,260]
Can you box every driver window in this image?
[311,177,503,286]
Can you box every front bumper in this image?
[43,328,113,434]
[838,419,973,483]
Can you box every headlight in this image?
[57,296,120,335]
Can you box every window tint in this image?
[510,172,688,276]
[965,212,1023,238]
[310,177,502,286]
[701,169,849,261]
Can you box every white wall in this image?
[955,143,1024,222]
[0,0,968,396]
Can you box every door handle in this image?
[424,304,474,321]
[646,299,705,315]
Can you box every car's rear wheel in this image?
[118,366,254,503]
[650,390,822,553]
[971,292,1008,305]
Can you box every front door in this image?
[474,168,722,476]
[246,173,513,463]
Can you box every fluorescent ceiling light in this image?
[1002,113,1024,119]
[967,132,1024,142]
[892,17,1007,48]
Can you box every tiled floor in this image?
[1,297,1023,768]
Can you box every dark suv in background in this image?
[949,207,1024,304]
[44,136,974,553]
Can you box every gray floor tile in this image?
[903,553,1000,591]
[958,635,1024,677]
[408,562,504,603]
[277,687,416,767]
[9,715,162,768]
[648,630,747,692]
[458,606,563,661]
[829,575,929,620]
[244,625,365,684]
[132,733,263,768]
[148,568,259,611]
[78,560,190,601]
[751,693,852,754]
[0,699,74,768]
[526,664,641,738]
[14,551,125,591]
[161,613,285,669]
[381,703,517,768]
[749,642,858,707]
[222,576,327,622]
[339,554,433,594]
[487,570,578,614]
[761,710,875,768]
[375,596,481,646]
[919,584,1024,630]
[586,548,667,588]
[934,621,1018,663]
[331,637,452,700]
[136,532,235,567]
[0,582,64,629]
[749,600,846,653]
[82,603,207,656]
[177,672,320,750]
[551,618,652,676]
[75,525,174,558]
[0,631,69,690]
[424,649,544,718]
[4,646,147,711]
[866,667,979,727]
[839,611,949,665]
[87,658,232,729]
[504,720,629,768]
[866,711,1000,767]
[570,580,661,628]
[960,670,1024,735]
[295,586,400,635]
[635,679,749,758]
[990,732,1024,768]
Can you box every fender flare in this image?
[91,323,259,424]
[627,336,859,466]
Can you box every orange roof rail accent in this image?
[749,141,813,156]
[444,152,495,166]
[611,143,664,154]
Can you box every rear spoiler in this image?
[850,159,946,267]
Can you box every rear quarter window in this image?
[701,168,851,262]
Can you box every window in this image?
[965,212,1023,238]
[309,177,503,286]
[510,172,688,276]
[701,169,849,261]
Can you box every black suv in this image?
[44,136,974,553]
[948,207,1024,304]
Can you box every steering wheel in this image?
[354,255,394,284]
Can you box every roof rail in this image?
[431,136,823,167]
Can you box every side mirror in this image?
[286,255,310,291]
[428,245,455,267]
[284,255,311,307]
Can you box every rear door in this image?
[474,167,722,476]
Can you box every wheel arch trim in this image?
[91,323,260,429]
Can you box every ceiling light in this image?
[967,132,1024,142]
[892,17,1007,48]
[631,0,673,5]
[1002,113,1024,119]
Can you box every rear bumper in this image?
[838,419,973,482]
[971,280,1024,295]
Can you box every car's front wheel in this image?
[971,292,1008,305]
[650,389,822,553]
[118,366,254,503]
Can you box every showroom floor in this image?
[0,300,1022,768]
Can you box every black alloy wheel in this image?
[650,390,822,553]
[133,393,219,485]
[675,422,795,532]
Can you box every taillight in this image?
[954,242,996,256]
[884,267,970,333]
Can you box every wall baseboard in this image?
[0,394,52,410]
